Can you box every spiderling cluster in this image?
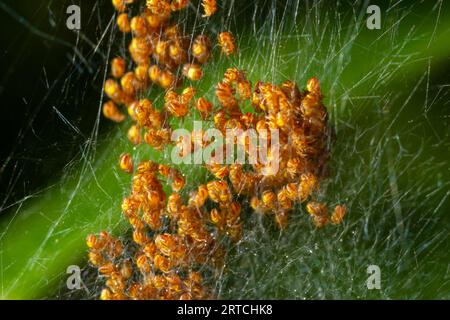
[87,0,345,300]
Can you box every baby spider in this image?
[202,0,217,17]
[192,35,211,64]
[117,13,131,33]
[182,63,203,81]
[331,204,347,224]
[218,32,236,56]
[103,100,125,123]
[111,57,126,79]
[119,153,134,174]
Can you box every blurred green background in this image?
[0,0,449,299]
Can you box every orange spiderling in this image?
[218,32,236,56]
[127,125,141,145]
[117,13,131,33]
[103,100,125,123]
[202,0,217,17]
[182,63,203,81]
[119,153,134,174]
[331,205,347,225]
[111,57,126,79]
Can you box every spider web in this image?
[0,0,449,299]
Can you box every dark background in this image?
[0,0,117,209]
